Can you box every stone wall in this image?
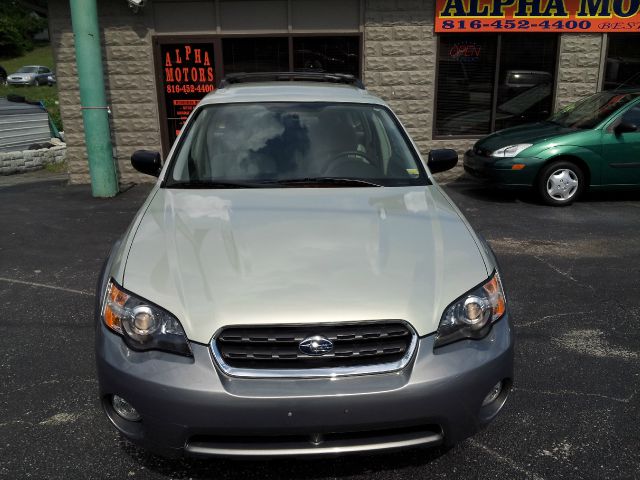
[555,33,603,110]
[0,144,66,175]
[49,0,161,185]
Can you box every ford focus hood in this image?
[477,121,576,152]
[123,186,490,343]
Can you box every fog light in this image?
[112,395,141,422]
[482,381,503,407]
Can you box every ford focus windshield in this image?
[549,91,639,129]
[165,103,429,188]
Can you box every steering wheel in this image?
[322,151,372,175]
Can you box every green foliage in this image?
[44,160,67,173]
[0,2,48,57]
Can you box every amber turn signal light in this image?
[103,281,129,333]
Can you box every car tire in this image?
[537,160,585,206]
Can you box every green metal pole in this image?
[69,0,118,197]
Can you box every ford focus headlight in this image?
[101,279,192,356]
[435,272,506,348]
[491,144,532,158]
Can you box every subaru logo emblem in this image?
[299,335,333,356]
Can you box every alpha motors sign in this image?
[160,42,215,147]
[435,0,640,32]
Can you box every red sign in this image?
[161,43,215,145]
[435,0,640,32]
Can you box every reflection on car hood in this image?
[123,186,490,343]
[477,121,576,152]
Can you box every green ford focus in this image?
[463,89,640,206]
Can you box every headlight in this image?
[435,272,506,348]
[102,279,192,356]
[491,144,532,158]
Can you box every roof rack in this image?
[219,72,365,90]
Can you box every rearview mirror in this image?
[131,150,162,177]
[614,121,637,136]
[428,149,458,173]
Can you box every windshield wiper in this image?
[166,180,265,189]
[268,177,383,187]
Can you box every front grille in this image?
[473,145,492,157]
[212,321,416,376]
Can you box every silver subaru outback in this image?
[96,73,513,458]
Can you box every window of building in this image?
[222,37,289,74]
[604,34,640,90]
[293,36,360,77]
[434,34,558,137]
[154,35,362,154]
[158,42,217,149]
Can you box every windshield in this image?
[549,91,639,129]
[17,67,38,73]
[166,102,428,188]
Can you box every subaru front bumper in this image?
[96,315,514,458]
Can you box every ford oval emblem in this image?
[299,335,334,356]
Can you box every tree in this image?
[0,1,48,58]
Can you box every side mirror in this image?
[614,121,637,136]
[428,149,458,173]
[131,150,162,177]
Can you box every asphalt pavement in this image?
[1,174,639,479]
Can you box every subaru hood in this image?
[122,186,490,343]
[477,121,576,152]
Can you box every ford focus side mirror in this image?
[131,150,162,177]
[614,121,638,136]
[428,149,458,173]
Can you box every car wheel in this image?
[537,160,584,206]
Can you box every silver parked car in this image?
[96,73,513,458]
[6,65,52,86]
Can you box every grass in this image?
[44,160,67,173]
[0,44,62,131]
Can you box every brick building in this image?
[47,0,640,184]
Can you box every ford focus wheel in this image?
[537,160,584,206]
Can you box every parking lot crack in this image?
[531,254,595,291]
[518,311,592,328]
[513,387,636,404]
[468,439,546,480]
[0,277,92,296]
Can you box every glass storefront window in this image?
[435,35,497,136]
[604,34,640,90]
[159,42,217,147]
[222,37,289,74]
[156,35,362,155]
[293,36,360,77]
[435,34,557,137]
